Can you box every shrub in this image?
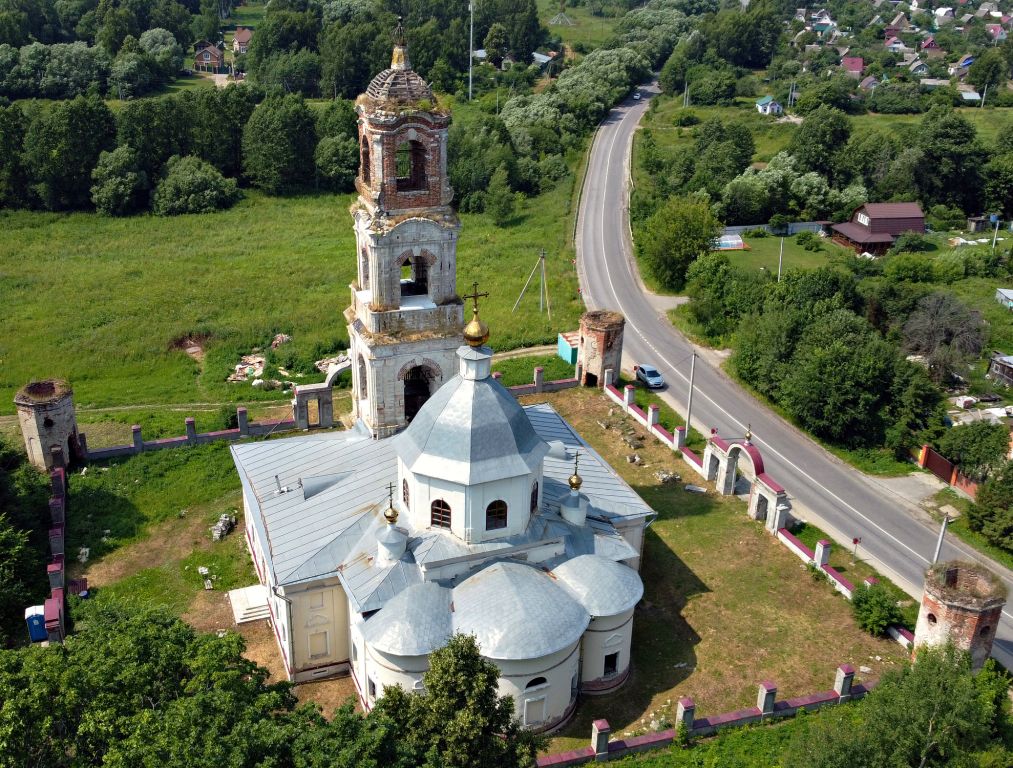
[851,582,902,636]
[795,230,822,252]
[744,227,768,238]
[90,146,148,216]
[674,111,700,126]
[888,232,934,256]
[152,156,239,216]
[314,135,358,192]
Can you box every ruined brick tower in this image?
[577,310,625,388]
[346,20,463,438]
[914,560,1006,671]
[14,379,81,471]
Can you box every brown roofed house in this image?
[194,41,224,73]
[233,27,253,54]
[831,202,925,255]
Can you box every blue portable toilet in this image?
[25,605,46,643]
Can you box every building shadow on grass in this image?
[64,484,142,567]
[552,525,708,743]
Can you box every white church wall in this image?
[494,643,580,730]
[580,609,635,690]
[362,644,429,707]
[270,589,293,675]
[462,472,543,544]
[612,517,646,571]
[288,580,350,674]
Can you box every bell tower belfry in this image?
[346,20,463,438]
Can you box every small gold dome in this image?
[384,504,398,524]
[464,311,490,347]
[568,472,583,491]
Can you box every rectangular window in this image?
[368,677,377,700]
[856,212,870,226]
[309,631,329,659]
[523,697,546,726]
[604,652,619,677]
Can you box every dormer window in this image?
[486,500,508,530]
[431,499,451,529]
[530,481,539,513]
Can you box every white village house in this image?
[230,24,654,733]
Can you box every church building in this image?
[230,25,654,732]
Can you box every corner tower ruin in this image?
[346,21,463,438]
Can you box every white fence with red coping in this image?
[536,665,871,767]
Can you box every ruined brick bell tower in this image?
[345,19,463,438]
[914,560,1006,671]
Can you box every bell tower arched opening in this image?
[399,253,429,297]
[395,140,427,192]
[360,136,371,185]
[403,365,436,423]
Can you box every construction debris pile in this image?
[211,512,237,541]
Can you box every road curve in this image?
[575,81,1013,666]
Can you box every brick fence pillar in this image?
[47,554,65,590]
[492,371,503,380]
[132,425,143,453]
[676,697,695,731]
[185,417,197,445]
[603,368,615,387]
[49,496,65,526]
[814,539,831,567]
[647,404,660,427]
[834,663,855,701]
[534,366,544,393]
[591,719,611,761]
[623,384,636,407]
[237,407,249,437]
[757,681,777,717]
[78,432,89,460]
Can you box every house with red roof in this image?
[842,56,864,78]
[233,27,253,54]
[831,203,925,255]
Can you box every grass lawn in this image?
[724,233,850,273]
[0,171,583,414]
[538,0,623,53]
[227,1,267,31]
[530,388,909,753]
[492,353,576,386]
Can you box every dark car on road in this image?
[635,364,665,389]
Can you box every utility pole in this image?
[777,237,784,282]
[991,215,1001,251]
[980,83,988,108]
[685,352,697,435]
[931,514,951,564]
[468,2,474,101]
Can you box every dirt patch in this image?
[75,491,240,584]
[169,333,211,362]
[295,676,360,715]
[182,589,235,633]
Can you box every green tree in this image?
[984,153,1013,218]
[242,93,317,194]
[788,105,851,184]
[138,27,183,79]
[639,195,721,291]
[937,422,1009,482]
[90,145,148,215]
[372,634,545,768]
[850,582,902,636]
[969,460,1013,552]
[152,155,238,215]
[968,48,1007,94]
[915,107,986,213]
[902,292,984,385]
[485,162,515,226]
[0,101,28,207]
[24,93,116,209]
[483,22,509,67]
[117,96,192,178]
[314,134,358,191]
[784,644,1005,768]
[184,84,260,177]
[315,97,356,140]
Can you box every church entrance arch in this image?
[402,364,436,423]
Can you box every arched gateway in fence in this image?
[703,431,791,532]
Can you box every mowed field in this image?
[0,175,582,414]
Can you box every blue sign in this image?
[991,214,999,224]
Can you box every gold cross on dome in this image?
[463,282,489,313]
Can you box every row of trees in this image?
[0,88,368,215]
[0,28,186,100]
[1,601,543,768]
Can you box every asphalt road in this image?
[575,81,1013,667]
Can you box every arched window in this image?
[402,478,410,508]
[525,676,547,690]
[395,139,427,191]
[431,499,451,529]
[486,500,508,530]
[360,136,370,184]
[530,481,539,513]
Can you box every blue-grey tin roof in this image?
[361,582,452,656]
[552,555,644,617]
[451,561,590,660]
[393,373,549,485]
[231,403,653,597]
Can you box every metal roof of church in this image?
[231,404,653,592]
[552,555,644,617]
[393,373,550,485]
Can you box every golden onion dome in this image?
[463,311,490,347]
[384,503,398,525]
[568,452,582,491]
